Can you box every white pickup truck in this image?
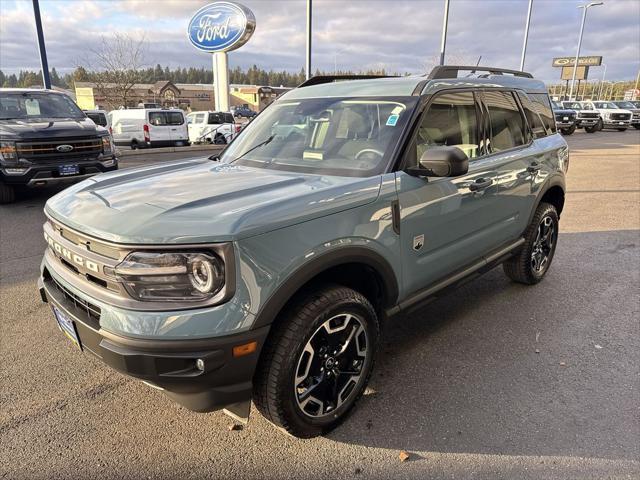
[581,101,632,131]
[186,111,240,145]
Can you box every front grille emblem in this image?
[56,144,74,153]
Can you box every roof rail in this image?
[297,74,399,88]
[428,65,533,79]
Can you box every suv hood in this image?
[45,159,382,244]
[0,117,100,139]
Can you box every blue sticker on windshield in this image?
[386,114,399,126]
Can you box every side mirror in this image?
[407,146,469,178]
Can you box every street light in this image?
[439,0,450,65]
[568,1,604,100]
[520,0,534,71]
[598,63,607,99]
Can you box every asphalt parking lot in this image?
[1,130,639,479]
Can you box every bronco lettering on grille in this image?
[44,232,100,273]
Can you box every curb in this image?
[116,145,224,158]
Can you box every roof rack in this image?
[297,74,399,88]
[428,65,533,79]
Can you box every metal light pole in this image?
[305,0,312,79]
[439,0,450,66]
[520,0,533,71]
[598,63,607,99]
[32,0,51,89]
[569,2,604,100]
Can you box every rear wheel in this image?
[213,133,227,145]
[503,202,559,285]
[0,182,16,204]
[130,140,139,150]
[253,285,379,438]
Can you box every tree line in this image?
[0,64,391,90]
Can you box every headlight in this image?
[0,141,17,165]
[115,251,225,302]
[101,135,113,155]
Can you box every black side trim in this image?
[391,200,401,235]
[253,247,399,328]
[387,238,524,317]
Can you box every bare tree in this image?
[80,33,148,109]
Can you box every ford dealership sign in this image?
[187,2,256,53]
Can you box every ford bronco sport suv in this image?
[39,66,567,438]
[0,89,117,204]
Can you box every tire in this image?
[213,134,227,145]
[560,125,576,135]
[596,119,603,131]
[130,140,139,150]
[584,125,598,133]
[0,182,16,204]
[634,125,640,130]
[253,284,379,438]
[617,128,627,132]
[503,202,559,285]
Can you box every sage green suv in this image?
[39,66,567,438]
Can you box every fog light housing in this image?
[3,167,28,175]
[196,358,205,371]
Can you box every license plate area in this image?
[59,164,80,176]
[53,305,82,349]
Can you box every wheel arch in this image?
[529,175,565,226]
[252,246,399,330]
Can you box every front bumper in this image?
[602,120,630,128]
[576,118,599,127]
[555,121,575,128]
[1,157,118,187]
[39,268,269,413]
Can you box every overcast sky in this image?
[1,0,639,83]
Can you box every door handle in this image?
[527,162,541,173]
[469,178,493,192]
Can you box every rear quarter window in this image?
[528,93,556,134]
[517,92,547,139]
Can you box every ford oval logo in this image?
[56,144,74,153]
[187,2,256,53]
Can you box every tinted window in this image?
[166,112,184,125]
[223,113,234,124]
[528,93,556,133]
[149,111,184,126]
[517,92,546,140]
[208,113,224,124]
[86,112,108,127]
[484,91,527,152]
[413,91,479,163]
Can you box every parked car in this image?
[582,101,632,131]
[561,101,601,133]
[39,66,567,438]
[83,109,111,132]
[231,105,257,118]
[0,89,117,204]
[611,101,640,129]
[186,111,240,144]
[108,108,189,149]
[551,101,577,135]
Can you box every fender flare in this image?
[527,174,566,226]
[252,246,399,329]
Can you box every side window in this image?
[517,92,547,140]
[223,113,234,124]
[208,113,223,124]
[167,112,184,125]
[529,93,556,134]
[484,91,526,153]
[413,91,479,164]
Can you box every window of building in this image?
[484,91,527,153]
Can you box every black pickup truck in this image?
[0,89,118,204]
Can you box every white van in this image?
[186,111,239,144]
[84,109,111,132]
[108,108,189,149]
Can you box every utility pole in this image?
[305,0,312,80]
[439,0,450,66]
[520,0,533,71]
[569,2,604,100]
[598,64,607,99]
[32,0,51,89]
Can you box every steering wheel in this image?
[355,148,384,161]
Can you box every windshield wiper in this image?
[216,134,276,164]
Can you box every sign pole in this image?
[306,0,312,79]
[32,0,51,89]
[213,52,230,112]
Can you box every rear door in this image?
[167,111,187,143]
[147,111,171,143]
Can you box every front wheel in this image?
[584,125,598,133]
[634,125,640,130]
[253,285,379,438]
[0,182,16,204]
[617,128,627,132]
[503,202,559,285]
[560,125,576,135]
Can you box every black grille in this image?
[610,113,631,121]
[46,270,101,327]
[580,112,599,119]
[555,113,575,121]
[16,137,102,163]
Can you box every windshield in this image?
[615,102,635,109]
[0,92,85,120]
[594,102,619,109]
[220,96,418,177]
[563,102,582,109]
[86,112,108,127]
[551,101,562,109]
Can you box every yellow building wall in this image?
[75,87,96,110]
